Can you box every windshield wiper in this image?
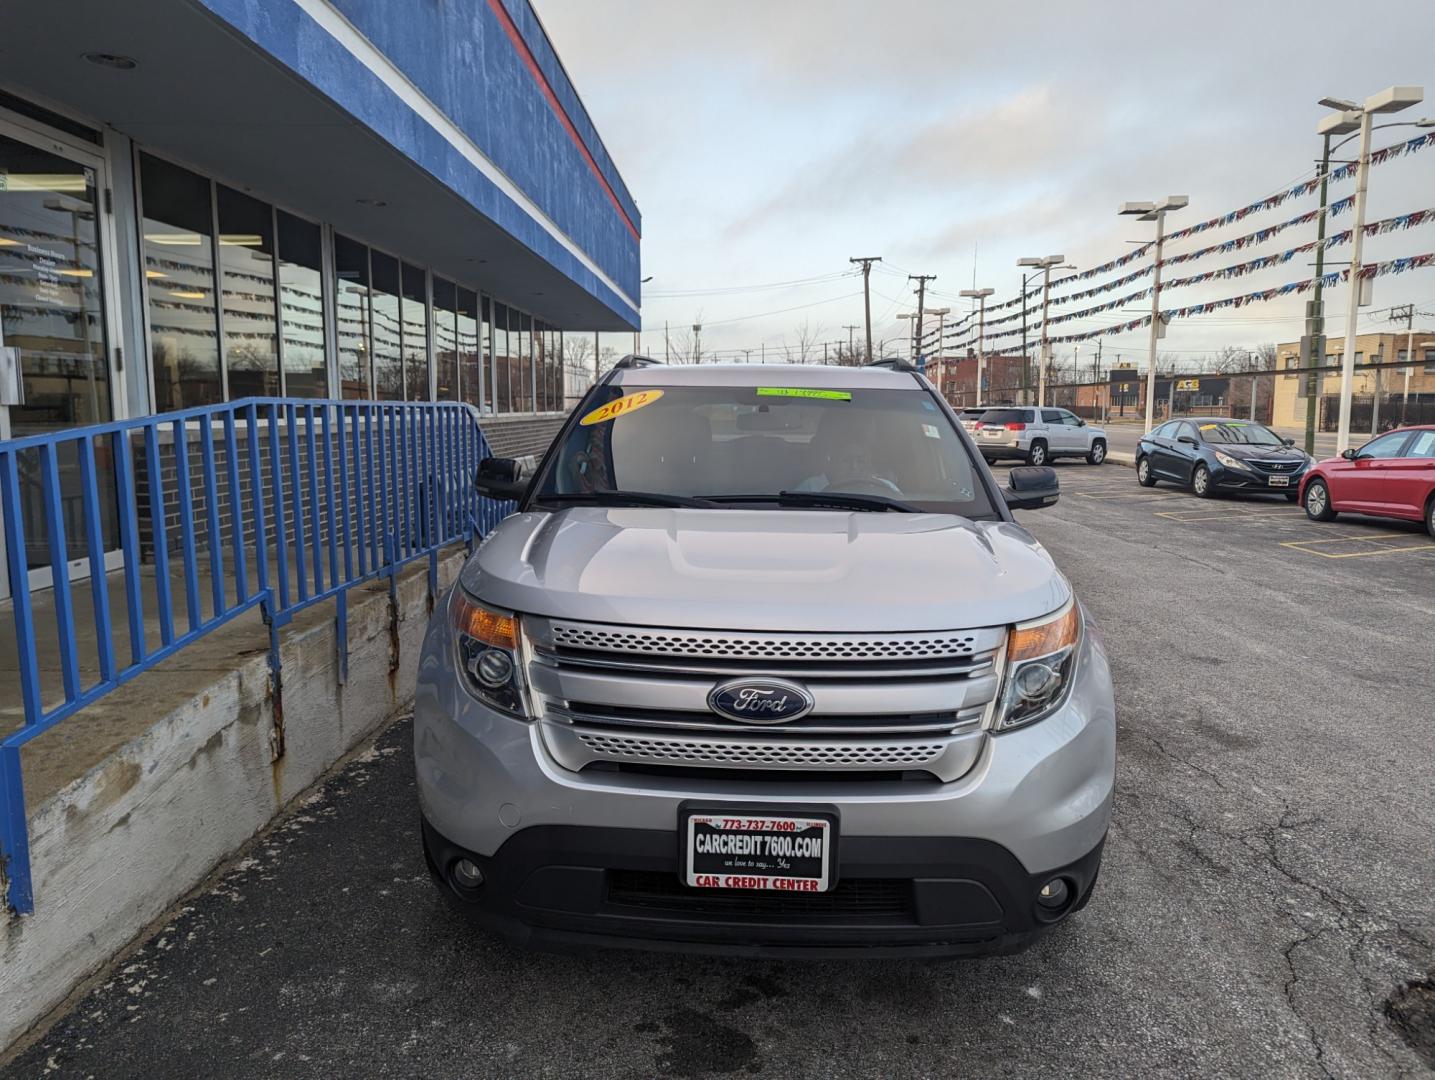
[703,491,920,513]
[535,490,718,509]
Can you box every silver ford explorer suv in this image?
[415,359,1115,957]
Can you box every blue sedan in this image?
[1135,418,1310,499]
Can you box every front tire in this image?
[1192,464,1216,498]
[1087,440,1107,466]
[1304,478,1337,521]
[1136,455,1157,487]
[1425,496,1435,538]
[1026,440,1048,466]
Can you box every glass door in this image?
[0,115,124,599]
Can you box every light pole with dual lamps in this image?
[1314,86,1426,452]
[1017,255,1069,408]
[1117,196,1189,432]
[959,288,994,404]
[925,307,949,389]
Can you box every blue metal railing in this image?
[0,398,511,914]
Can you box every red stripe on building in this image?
[486,0,640,242]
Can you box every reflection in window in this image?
[515,309,532,411]
[481,295,494,412]
[402,262,428,401]
[370,250,402,400]
[457,287,481,408]
[216,185,278,398]
[277,211,326,397]
[433,277,458,401]
[0,133,113,433]
[493,301,511,411]
[333,234,370,399]
[534,320,547,412]
[140,153,220,409]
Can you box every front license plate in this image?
[1268,475,1290,487]
[682,810,835,892]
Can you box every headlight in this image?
[994,600,1081,732]
[451,592,531,717]
[1214,451,1249,470]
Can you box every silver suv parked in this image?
[976,407,1108,466]
[416,360,1115,957]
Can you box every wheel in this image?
[1192,463,1216,498]
[1304,478,1337,521]
[1136,455,1157,487]
[1026,440,1048,467]
[1087,440,1107,466]
[1425,496,1435,538]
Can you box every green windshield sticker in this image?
[755,387,852,401]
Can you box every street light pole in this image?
[1119,196,1189,431]
[926,308,949,390]
[960,288,994,404]
[1326,86,1424,452]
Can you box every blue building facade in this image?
[0,0,639,448]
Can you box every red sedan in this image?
[1300,425,1435,535]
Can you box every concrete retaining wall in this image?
[0,551,465,1051]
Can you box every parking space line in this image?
[1280,535,1435,558]
[1155,506,1304,522]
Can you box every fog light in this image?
[450,858,484,890]
[1037,877,1070,910]
[475,649,513,688]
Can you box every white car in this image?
[958,407,990,434]
[975,407,1108,466]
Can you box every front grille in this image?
[1249,459,1300,473]
[527,617,1004,780]
[608,870,913,920]
[574,730,947,769]
[549,623,983,662]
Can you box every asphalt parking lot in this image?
[6,461,1435,1079]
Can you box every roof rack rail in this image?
[864,357,918,373]
[614,354,662,369]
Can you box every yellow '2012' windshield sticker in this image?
[755,387,852,401]
[580,389,664,426]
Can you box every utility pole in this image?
[849,256,881,362]
[909,274,937,368]
[692,322,702,364]
[843,324,860,365]
[1394,303,1416,425]
[664,320,670,363]
[1303,124,1337,454]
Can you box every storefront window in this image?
[277,210,326,397]
[370,250,402,400]
[333,233,370,399]
[534,320,548,412]
[481,295,494,412]
[457,287,481,409]
[140,153,220,409]
[515,308,532,411]
[401,261,428,401]
[493,301,511,411]
[432,276,457,401]
[216,184,278,398]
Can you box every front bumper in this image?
[413,605,1116,956]
[1211,464,1307,491]
[422,816,1105,957]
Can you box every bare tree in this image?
[779,319,826,364]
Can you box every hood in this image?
[460,507,1069,633]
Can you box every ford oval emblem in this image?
[707,678,815,725]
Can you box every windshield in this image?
[1198,421,1284,446]
[533,383,996,517]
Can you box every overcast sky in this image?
[538,0,1434,370]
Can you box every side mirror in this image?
[1177,435,1199,446]
[1282,437,1295,447]
[1341,448,1357,461]
[1002,465,1060,511]
[475,456,531,500]
[1076,418,1087,427]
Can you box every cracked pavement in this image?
[5,461,1434,1078]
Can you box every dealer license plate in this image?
[1268,475,1290,487]
[683,811,835,892]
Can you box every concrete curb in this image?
[1109,451,1136,467]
